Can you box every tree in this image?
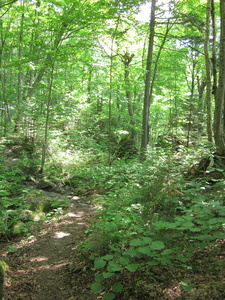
[214,0,225,156]
[0,0,222,162]
[204,0,213,142]
[141,0,156,151]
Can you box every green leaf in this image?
[102,254,114,260]
[161,249,174,256]
[154,221,176,230]
[103,272,115,278]
[94,258,106,269]
[180,222,194,230]
[137,246,151,256]
[150,241,165,250]
[119,255,132,265]
[125,263,139,272]
[103,293,115,300]
[123,250,137,257]
[142,237,152,245]
[95,274,104,282]
[107,261,121,272]
[191,234,213,241]
[159,257,170,265]
[147,261,159,267]
[130,238,142,246]
[91,282,102,292]
[190,227,202,232]
[215,168,224,172]
[112,282,123,293]
[180,280,194,291]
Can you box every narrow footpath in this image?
[1,198,96,300]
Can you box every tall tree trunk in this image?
[186,60,196,147]
[121,51,136,141]
[214,0,225,156]
[0,19,11,134]
[108,18,120,164]
[87,66,92,103]
[204,0,213,142]
[211,0,217,98]
[40,64,55,174]
[197,77,206,111]
[14,7,25,133]
[149,19,174,104]
[141,0,156,151]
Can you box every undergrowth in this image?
[0,145,69,239]
[77,150,225,299]
[2,134,225,299]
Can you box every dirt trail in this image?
[1,199,96,300]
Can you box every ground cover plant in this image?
[77,148,225,299]
[1,132,225,299]
[0,138,70,240]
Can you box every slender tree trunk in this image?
[214,0,225,156]
[197,77,206,111]
[40,64,55,174]
[121,51,136,141]
[0,20,11,134]
[87,67,92,103]
[149,19,174,103]
[186,61,196,147]
[108,37,114,164]
[173,69,178,133]
[141,0,156,151]
[14,7,25,133]
[204,0,213,142]
[108,18,120,164]
[211,0,217,98]
[26,16,69,101]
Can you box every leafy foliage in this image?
[78,151,225,298]
[0,141,69,238]
[0,0,225,298]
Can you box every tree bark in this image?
[204,0,213,142]
[39,63,55,174]
[0,19,11,134]
[121,51,136,141]
[108,18,120,164]
[141,0,156,151]
[211,0,217,98]
[214,0,225,156]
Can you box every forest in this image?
[1,0,225,299]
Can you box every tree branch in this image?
[0,0,18,9]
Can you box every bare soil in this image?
[1,198,96,300]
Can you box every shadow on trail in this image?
[2,201,96,300]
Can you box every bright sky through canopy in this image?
[136,2,151,23]
[136,1,172,23]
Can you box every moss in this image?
[0,260,9,300]
[0,263,4,300]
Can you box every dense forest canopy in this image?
[0,0,223,161]
[1,0,225,299]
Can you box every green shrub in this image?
[79,156,225,298]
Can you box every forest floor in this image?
[2,140,225,299]
[1,189,225,299]
[1,194,98,300]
